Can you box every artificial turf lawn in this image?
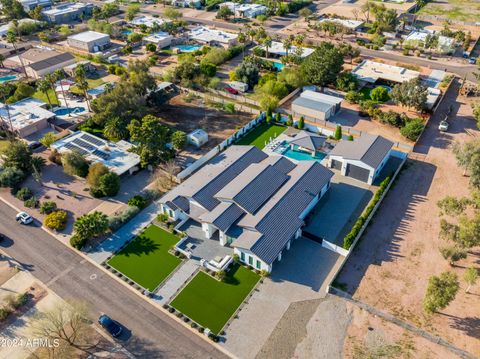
[170,264,260,334]
[236,122,287,149]
[107,225,181,291]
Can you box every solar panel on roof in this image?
[93,149,109,160]
[64,142,88,156]
[72,138,96,151]
[81,133,104,146]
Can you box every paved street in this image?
[0,202,227,359]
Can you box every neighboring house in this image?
[326,134,393,184]
[86,82,115,99]
[67,31,111,53]
[260,41,314,58]
[0,98,54,138]
[317,18,364,30]
[221,2,267,18]
[0,19,40,37]
[42,2,94,24]
[187,129,208,148]
[63,60,95,77]
[352,60,420,85]
[172,0,201,9]
[160,145,334,272]
[143,32,173,49]
[19,0,52,12]
[129,15,168,29]
[187,26,238,48]
[51,131,140,176]
[404,30,455,54]
[291,90,342,122]
[6,47,76,79]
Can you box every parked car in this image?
[27,141,41,150]
[16,212,33,225]
[0,233,4,241]
[98,314,122,338]
[225,87,239,95]
[469,57,477,64]
[438,120,449,132]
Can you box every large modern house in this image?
[160,145,334,272]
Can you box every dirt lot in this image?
[418,0,480,23]
[336,79,480,356]
[152,93,255,149]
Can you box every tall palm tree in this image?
[6,30,27,79]
[0,84,14,140]
[282,36,292,59]
[74,64,91,112]
[36,78,53,108]
[45,73,59,105]
[54,69,71,116]
[0,54,4,68]
[263,36,272,59]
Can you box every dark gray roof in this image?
[29,52,75,71]
[264,156,296,174]
[172,196,189,212]
[193,147,268,210]
[236,162,334,264]
[292,96,335,113]
[328,134,393,169]
[288,131,327,152]
[201,202,245,232]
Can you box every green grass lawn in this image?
[107,225,182,291]
[32,89,59,107]
[170,264,260,334]
[236,122,287,149]
[360,87,389,103]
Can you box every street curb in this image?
[0,195,235,359]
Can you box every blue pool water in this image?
[121,29,133,36]
[270,62,285,71]
[281,144,326,162]
[0,75,17,83]
[54,107,86,116]
[173,44,202,52]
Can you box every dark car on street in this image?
[98,314,123,338]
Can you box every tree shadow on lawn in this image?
[223,264,242,286]
[335,159,437,295]
[117,235,160,257]
[440,312,480,339]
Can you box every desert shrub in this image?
[370,86,389,102]
[0,167,25,189]
[127,195,149,209]
[40,201,57,214]
[44,210,68,231]
[345,91,363,104]
[401,118,425,141]
[108,205,140,231]
[16,187,32,201]
[24,196,39,208]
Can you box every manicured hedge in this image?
[343,176,391,249]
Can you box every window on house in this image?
[240,252,245,261]
[256,260,261,269]
[248,256,253,265]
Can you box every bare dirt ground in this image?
[152,93,254,149]
[336,79,480,356]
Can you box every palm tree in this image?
[45,73,59,105]
[0,54,4,68]
[74,64,91,112]
[238,32,247,59]
[6,30,27,79]
[263,36,272,59]
[282,36,292,58]
[37,79,53,108]
[0,84,14,140]
[54,69,71,116]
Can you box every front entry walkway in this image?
[152,260,199,305]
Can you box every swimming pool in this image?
[270,61,284,71]
[0,75,17,83]
[173,44,202,52]
[277,143,326,162]
[54,107,86,116]
[121,29,133,36]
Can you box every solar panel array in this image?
[81,133,105,147]
[93,149,109,160]
[64,142,89,156]
[72,138,95,151]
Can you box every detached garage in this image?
[326,134,393,185]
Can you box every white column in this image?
[286,240,291,251]
[219,231,227,246]
[277,251,282,262]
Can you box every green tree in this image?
[464,267,478,293]
[36,78,54,108]
[298,116,305,130]
[128,32,143,44]
[103,117,129,141]
[145,43,157,53]
[423,272,459,314]
[400,118,425,141]
[125,3,140,21]
[74,64,91,111]
[370,86,389,102]
[61,151,89,178]
[2,141,32,172]
[437,196,469,216]
[390,78,427,111]
[300,43,343,86]
[235,60,259,88]
[0,0,26,20]
[171,130,187,150]
[335,72,358,91]
[334,125,342,140]
[7,82,34,103]
[439,246,467,266]
[86,163,109,189]
[128,115,169,167]
[200,62,217,77]
[40,201,57,215]
[217,5,233,20]
[164,7,182,20]
[70,211,109,249]
[452,139,480,179]
[298,7,312,21]
[98,172,120,197]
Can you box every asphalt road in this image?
[0,202,227,359]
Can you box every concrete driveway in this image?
[304,173,373,246]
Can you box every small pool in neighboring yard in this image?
[121,29,133,36]
[0,75,17,83]
[54,107,86,116]
[276,143,326,162]
[173,44,202,52]
[270,61,285,71]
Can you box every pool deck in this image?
[263,133,329,165]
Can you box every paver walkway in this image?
[88,202,160,264]
[152,260,199,305]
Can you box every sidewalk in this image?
[87,202,160,264]
[152,260,199,305]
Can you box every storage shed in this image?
[187,129,208,148]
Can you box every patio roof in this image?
[288,131,327,152]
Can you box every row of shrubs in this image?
[107,191,160,231]
[162,304,221,342]
[343,176,392,249]
[0,292,29,321]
